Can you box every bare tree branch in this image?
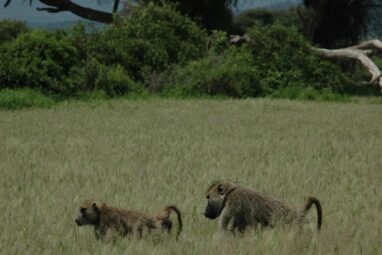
[112,0,120,13]
[3,0,115,23]
[4,0,11,7]
[230,35,382,93]
[37,0,113,23]
[313,39,382,91]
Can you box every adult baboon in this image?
[75,199,182,241]
[204,180,322,233]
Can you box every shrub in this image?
[233,8,302,35]
[163,23,347,100]
[233,8,274,34]
[0,29,82,96]
[95,3,208,83]
[0,19,29,44]
[95,65,144,96]
[162,47,262,98]
[245,24,347,94]
[0,88,55,110]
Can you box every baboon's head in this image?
[204,181,235,220]
[75,200,101,226]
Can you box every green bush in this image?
[63,59,146,97]
[162,47,262,98]
[233,7,302,35]
[0,19,29,44]
[0,29,82,96]
[0,4,208,98]
[162,24,347,100]
[95,65,144,96]
[233,8,274,34]
[95,3,208,83]
[245,24,346,94]
[0,9,365,102]
[0,89,55,110]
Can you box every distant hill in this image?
[234,0,301,14]
[28,21,105,30]
[28,21,78,30]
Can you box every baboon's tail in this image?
[165,205,183,240]
[303,196,322,231]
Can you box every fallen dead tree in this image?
[313,40,382,92]
[230,35,382,93]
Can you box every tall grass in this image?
[0,99,381,254]
[0,89,55,110]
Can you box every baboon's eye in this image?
[218,185,224,195]
[206,195,210,200]
[81,208,86,214]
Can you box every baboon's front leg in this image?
[219,214,232,231]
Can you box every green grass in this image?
[0,99,381,254]
[0,89,55,110]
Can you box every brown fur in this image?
[75,199,182,241]
[203,181,322,233]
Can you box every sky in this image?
[0,0,301,26]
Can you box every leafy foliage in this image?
[162,24,347,99]
[0,29,82,96]
[245,24,346,94]
[94,3,208,83]
[233,8,274,34]
[233,7,302,35]
[0,4,370,105]
[95,65,143,96]
[162,46,262,98]
[0,19,29,44]
[0,4,207,98]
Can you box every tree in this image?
[232,7,303,34]
[294,0,382,92]
[139,0,239,32]
[0,19,29,43]
[3,0,120,23]
[298,0,382,48]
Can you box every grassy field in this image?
[0,98,381,254]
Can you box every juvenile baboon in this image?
[204,180,322,233]
[75,199,182,241]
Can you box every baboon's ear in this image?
[93,203,100,212]
[218,184,225,195]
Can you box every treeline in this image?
[0,4,379,109]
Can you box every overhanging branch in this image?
[3,0,115,23]
[37,0,113,23]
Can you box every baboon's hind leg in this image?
[161,218,173,234]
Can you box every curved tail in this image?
[164,205,183,240]
[303,196,322,231]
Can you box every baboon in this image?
[75,199,182,241]
[204,180,322,233]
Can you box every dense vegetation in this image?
[0,3,379,109]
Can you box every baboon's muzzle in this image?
[203,202,220,219]
[75,218,82,226]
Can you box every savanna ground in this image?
[0,98,381,254]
